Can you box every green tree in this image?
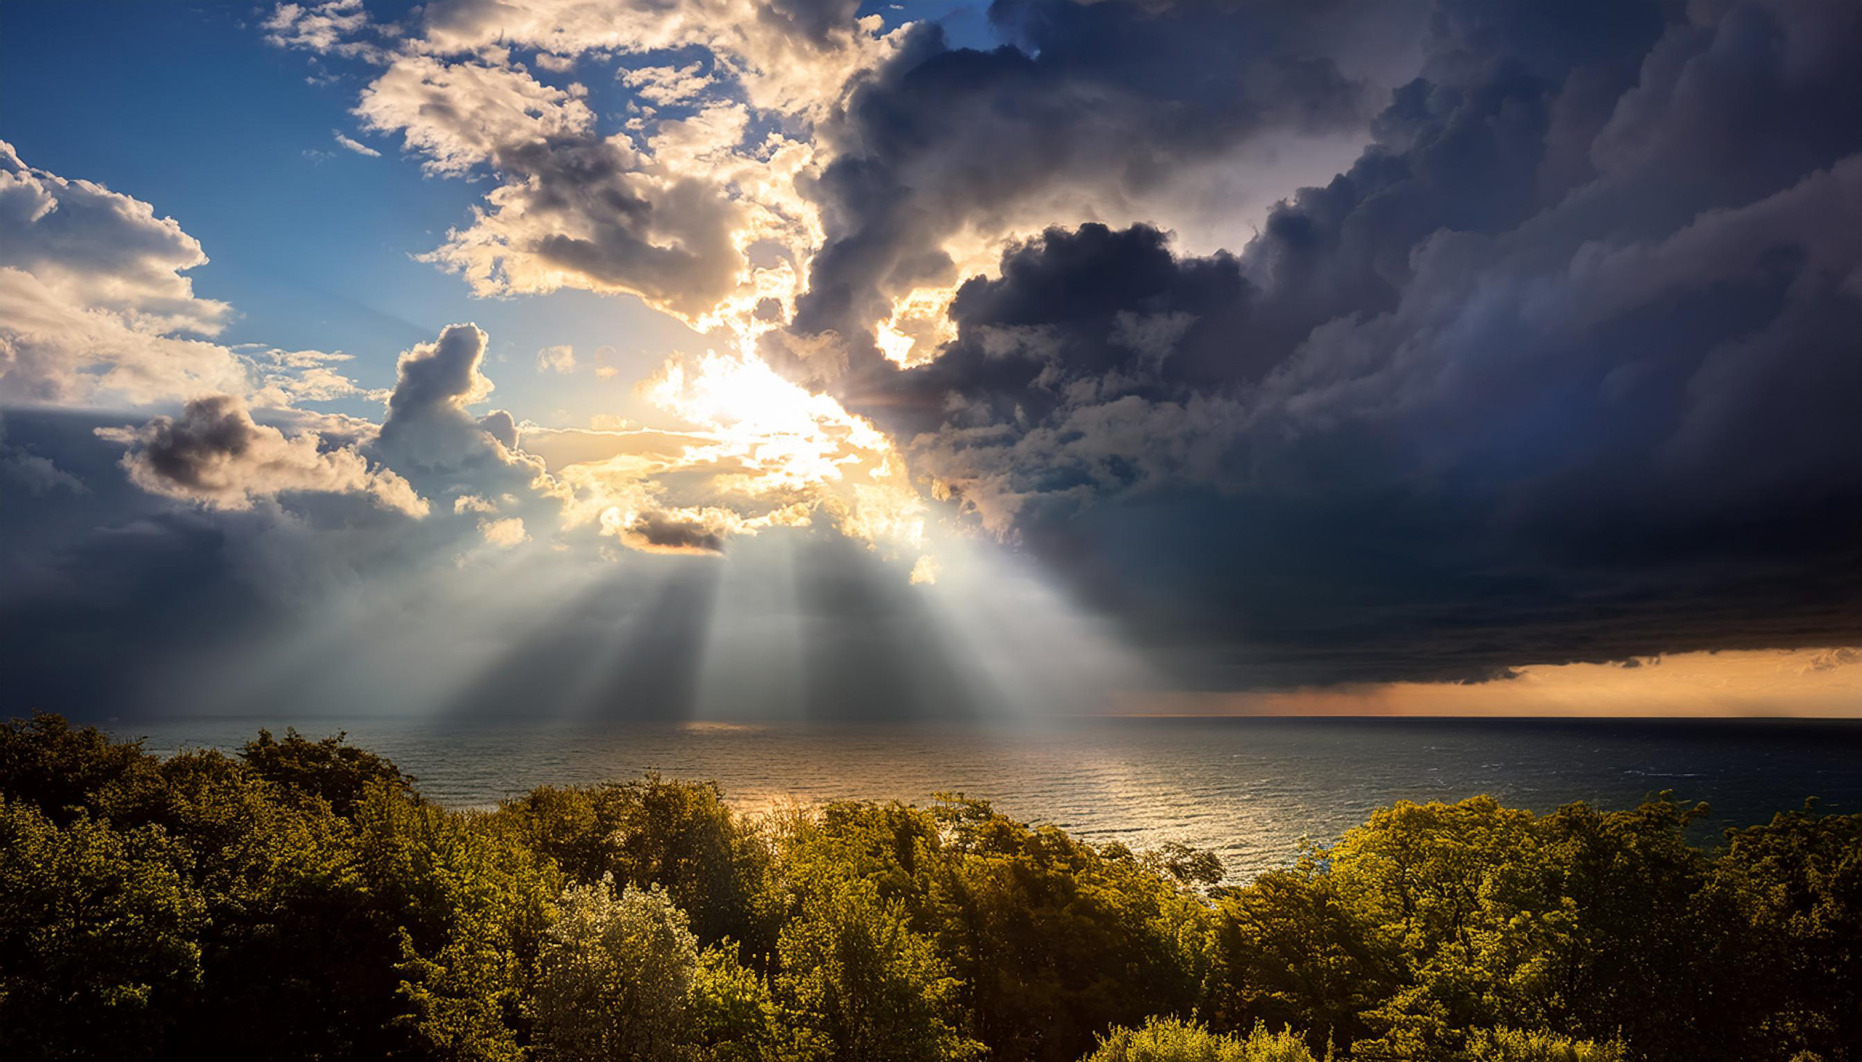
[1082,1017,1317,1062]
[933,797,1219,1062]
[1459,1028,1626,1062]
[777,873,981,1062]
[242,727,414,817]
[0,799,203,1060]
[1211,860,1394,1053]
[353,781,559,1062]
[0,711,166,826]
[692,943,817,1062]
[499,775,776,957]
[146,747,385,1062]
[531,878,702,1062]
[1711,804,1862,1062]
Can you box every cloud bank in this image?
[4,0,1861,717]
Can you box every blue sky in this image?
[0,1,991,426]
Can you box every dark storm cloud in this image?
[0,410,440,716]
[852,0,1862,686]
[776,0,1414,382]
[626,510,730,554]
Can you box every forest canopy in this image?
[1,713,1856,1062]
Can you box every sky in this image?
[1,0,1858,722]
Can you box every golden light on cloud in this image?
[1117,648,1862,718]
[554,346,927,556]
[875,287,960,367]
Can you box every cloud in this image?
[375,322,503,468]
[352,52,760,320]
[275,0,896,327]
[355,56,597,176]
[620,62,716,106]
[601,506,730,555]
[244,346,378,406]
[478,516,529,547]
[263,0,392,62]
[12,0,1848,710]
[0,141,250,405]
[536,344,576,374]
[412,0,891,115]
[778,0,1412,378]
[99,394,428,517]
[333,130,380,157]
[908,553,938,586]
[0,141,369,408]
[0,413,84,495]
[841,0,1862,686]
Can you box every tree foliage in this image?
[1,713,1856,1062]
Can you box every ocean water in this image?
[119,717,1862,881]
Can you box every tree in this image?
[777,874,981,1062]
[0,799,203,1060]
[241,727,414,816]
[499,775,777,957]
[0,711,166,826]
[933,797,1218,1062]
[1711,804,1862,1062]
[531,878,703,1062]
[353,783,558,1062]
[1081,1017,1316,1062]
[1460,1028,1627,1062]
[1212,861,1394,1053]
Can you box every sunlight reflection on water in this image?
[120,717,1862,881]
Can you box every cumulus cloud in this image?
[99,394,428,517]
[265,0,890,328]
[355,56,597,176]
[375,322,502,465]
[779,0,1416,378]
[844,0,1862,686]
[0,141,368,408]
[354,51,763,320]
[601,505,731,555]
[478,515,529,547]
[412,0,890,114]
[0,140,248,404]
[263,0,393,61]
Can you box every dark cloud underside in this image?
[840,0,1862,686]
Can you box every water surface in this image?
[120,717,1862,880]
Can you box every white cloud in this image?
[620,62,715,106]
[536,344,576,373]
[333,130,381,157]
[478,516,529,546]
[264,0,391,62]
[266,3,884,329]
[355,56,595,176]
[0,141,225,332]
[0,141,365,409]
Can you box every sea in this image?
[117,716,1862,881]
